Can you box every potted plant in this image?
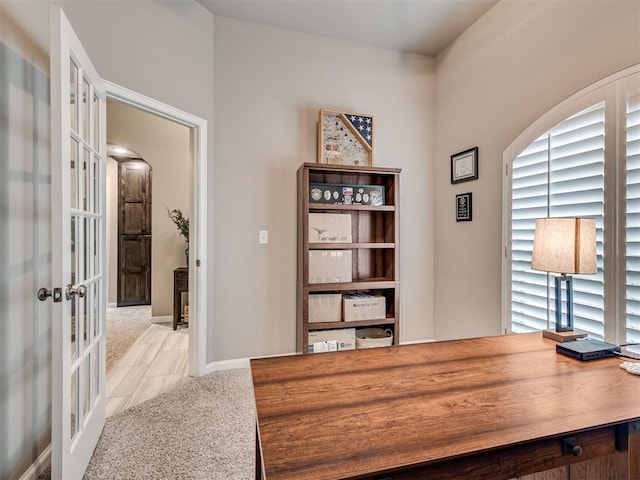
[167,207,189,265]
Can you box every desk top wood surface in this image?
[250,333,640,480]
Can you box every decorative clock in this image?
[318,109,373,166]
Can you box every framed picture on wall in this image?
[318,109,373,166]
[456,192,472,222]
[451,147,478,184]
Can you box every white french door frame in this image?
[50,7,107,478]
[104,81,208,376]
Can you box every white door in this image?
[50,7,106,479]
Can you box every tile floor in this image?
[106,323,191,417]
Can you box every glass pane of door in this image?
[70,60,77,133]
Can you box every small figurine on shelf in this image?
[167,207,189,265]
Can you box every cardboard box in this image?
[308,328,356,352]
[308,340,338,353]
[309,250,352,284]
[309,213,352,243]
[343,294,386,322]
[308,293,342,323]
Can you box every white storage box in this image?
[308,328,356,352]
[355,328,393,349]
[308,340,338,353]
[309,213,352,243]
[343,294,386,322]
[309,250,352,284]
[308,293,342,323]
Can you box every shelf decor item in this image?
[167,207,189,242]
[309,183,384,206]
[450,146,478,184]
[167,207,189,265]
[318,109,373,166]
[456,192,472,222]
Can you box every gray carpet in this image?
[38,368,255,479]
[105,305,154,372]
[83,367,255,479]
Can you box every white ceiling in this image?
[197,0,499,57]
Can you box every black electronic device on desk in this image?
[556,338,621,361]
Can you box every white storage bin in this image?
[309,213,352,243]
[308,328,356,352]
[355,328,393,349]
[343,294,386,322]
[308,293,342,323]
[309,250,352,284]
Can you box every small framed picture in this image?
[456,192,472,222]
[451,147,478,184]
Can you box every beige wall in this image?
[213,17,435,359]
[106,100,190,317]
[106,157,117,304]
[434,0,640,340]
[0,6,51,478]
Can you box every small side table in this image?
[173,267,188,330]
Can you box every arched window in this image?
[503,66,640,344]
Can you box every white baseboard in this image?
[203,342,435,375]
[19,444,51,480]
[204,351,297,374]
[107,302,117,308]
[400,338,436,345]
[151,315,172,324]
[205,358,250,372]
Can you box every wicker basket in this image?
[355,328,393,349]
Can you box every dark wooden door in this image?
[117,160,152,306]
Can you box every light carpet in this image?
[105,305,154,372]
[83,367,256,479]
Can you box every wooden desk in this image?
[250,333,640,480]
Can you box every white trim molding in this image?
[204,340,437,374]
[19,444,51,480]
[104,80,209,377]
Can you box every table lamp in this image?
[531,217,596,342]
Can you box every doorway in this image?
[105,80,208,379]
[104,97,192,414]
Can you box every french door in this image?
[50,6,106,479]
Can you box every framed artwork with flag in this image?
[318,109,373,166]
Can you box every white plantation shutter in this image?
[512,137,551,332]
[511,103,605,337]
[626,90,640,343]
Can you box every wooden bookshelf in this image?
[297,162,401,353]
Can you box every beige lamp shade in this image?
[531,218,597,274]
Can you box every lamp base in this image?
[542,329,588,343]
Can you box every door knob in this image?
[66,283,87,300]
[37,287,63,302]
